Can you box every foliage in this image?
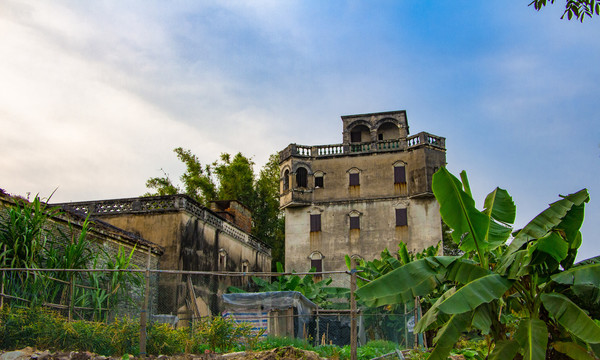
[191,316,256,352]
[0,195,141,321]
[145,149,285,268]
[0,307,260,356]
[530,0,600,21]
[356,167,600,360]
[228,262,348,307]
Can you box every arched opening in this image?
[377,121,400,141]
[283,169,290,191]
[309,251,324,281]
[350,124,370,143]
[296,167,308,188]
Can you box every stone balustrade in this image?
[56,195,271,255]
[280,131,445,161]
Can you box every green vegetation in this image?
[0,306,401,359]
[530,0,599,21]
[228,262,349,307]
[145,149,284,269]
[0,195,141,321]
[357,168,600,360]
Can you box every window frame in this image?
[310,214,322,232]
[394,165,406,184]
[395,208,408,227]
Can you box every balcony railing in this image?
[280,132,444,160]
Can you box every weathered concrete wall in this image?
[284,197,441,287]
[56,195,272,316]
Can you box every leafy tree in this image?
[530,0,599,21]
[356,168,600,360]
[145,147,216,206]
[145,149,285,268]
[252,154,285,271]
[214,153,255,207]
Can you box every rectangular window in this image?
[350,216,360,230]
[349,173,360,186]
[310,214,321,232]
[351,131,361,143]
[396,208,408,227]
[311,258,323,281]
[394,166,406,184]
[311,258,322,273]
[315,176,323,188]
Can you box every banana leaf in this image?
[515,318,548,360]
[432,168,489,254]
[541,292,600,343]
[552,341,596,360]
[355,257,446,306]
[437,274,513,314]
[428,312,471,360]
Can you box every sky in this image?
[1,1,599,260]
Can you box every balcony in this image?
[280,132,445,161]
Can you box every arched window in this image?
[296,167,308,188]
[377,121,400,141]
[309,251,324,281]
[350,124,370,143]
[218,249,228,270]
[283,169,290,191]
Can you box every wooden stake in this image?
[139,247,151,358]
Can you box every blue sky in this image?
[1,1,599,260]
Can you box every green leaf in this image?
[551,263,600,288]
[552,341,596,360]
[515,318,548,360]
[507,189,588,256]
[355,258,446,306]
[428,312,471,360]
[541,292,600,343]
[459,170,473,197]
[445,258,493,284]
[483,187,516,224]
[432,168,489,255]
[415,287,455,333]
[398,242,410,265]
[533,231,569,263]
[438,274,513,314]
[488,340,520,360]
[471,303,492,334]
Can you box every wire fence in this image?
[0,265,425,358]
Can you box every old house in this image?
[56,195,272,317]
[279,110,446,286]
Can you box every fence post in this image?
[69,275,75,322]
[0,244,5,309]
[139,247,151,358]
[350,259,357,360]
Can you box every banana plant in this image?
[356,167,600,359]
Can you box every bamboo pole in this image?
[350,259,357,360]
[139,247,152,358]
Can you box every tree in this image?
[145,149,285,268]
[356,168,600,360]
[530,0,600,21]
[252,154,285,271]
[145,147,216,206]
[213,152,256,208]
